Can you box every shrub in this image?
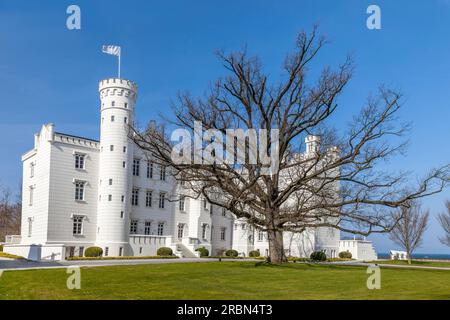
[195,247,209,257]
[84,246,103,257]
[310,251,327,261]
[157,247,173,256]
[0,244,3,252]
[339,251,352,259]
[225,249,239,257]
[249,250,260,257]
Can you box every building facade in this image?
[4,78,348,261]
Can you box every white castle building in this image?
[4,78,377,261]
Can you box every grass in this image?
[0,252,24,260]
[0,262,449,300]
[66,255,179,261]
[371,259,450,268]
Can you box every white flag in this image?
[102,45,121,57]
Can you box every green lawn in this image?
[373,259,450,268]
[0,262,449,300]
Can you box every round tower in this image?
[96,78,137,256]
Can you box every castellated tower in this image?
[96,78,138,257]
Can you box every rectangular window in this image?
[177,224,184,239]
[109,179,113,185]
[147,161,153,179]
[132,188,139,206]
[179,196,185,211]
[157,222,164,236]
[30,162,35,177]
[27,217,33,237]
[202,224,207,239]
[123,146,127,153]
[105,247,109,257]
[79,246,84,257]
[29,186,34,206]
[73,215,83,235]
[124,102,128,109]
[110,145,114,151]
[111,115,115,122]
[159,165,166,181]
[121,195,125,202]
[124,117,128,124]
[122,161,126,168]
[203,198,208,210]
[75,181,85,201]
[75,154,85,169]
[159,192,165,209]
[133,159,140,176]
[119,247,123,256]
[130,219,138,234]
[220,227,226,241]
[146,190,152,207]
[222,208,226,217]
[258,230,264,241]
[144,221,151,235]
[108,194,112,201]
[120,211,124,218]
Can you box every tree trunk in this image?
[267,229,286,264]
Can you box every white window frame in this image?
[157,222,164,236]
[72,215,84,236]
[147,161,153,179]
[29,186,34,206]
[74,153,85,170]
[202,224,208,239]
[159,165,166,181]
[220,227,226,241]
[74,180,85,201]
[130,219,138,234]
[30,162,35,178]
[145,190,152,207]
[133,159,140,176]
[132,188,139,206]
[177,223,184,239]
[179,196,185,211]
[144,221,151,235]
[159,192,165,209]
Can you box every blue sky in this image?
[0,0,449,254]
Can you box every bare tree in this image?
[131,27,449,263]
[438,201,450,247]
[0,185,22,242]
[389,201,429,264]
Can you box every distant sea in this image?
[378,253,450,260]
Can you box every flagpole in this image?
[118,52,121,79]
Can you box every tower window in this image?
[108,194,112,201]
[27,217,33,237]
[123,146,127,153]
[112,101,116,106]
[123,161,126,168]
[110,145,114,151]
[30,162,35,178]
[72,215,84,235]
[29,186,34,206]
[109,179,113,185]
[124,102,128,109]
[75,181,85,201]
[202,224,207,239]
[124,117,128,124]
[133,159,140,176]
[179,196,185,211]
[120,211,124,218]
[75,154,85,169]
[121,195,125,202]
[111,115,115,122]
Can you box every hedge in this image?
[156,247,173,256]
[66,255,179,261]
[249,250,260,257]
[339,251,353,259]
[225,249,239,257]
[0,244,3,252]
[310,251,327,261]
[84,246,103,257]
[195,247,209,257]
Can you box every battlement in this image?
[99,78,138,101]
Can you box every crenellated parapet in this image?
[99,78,138,102]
